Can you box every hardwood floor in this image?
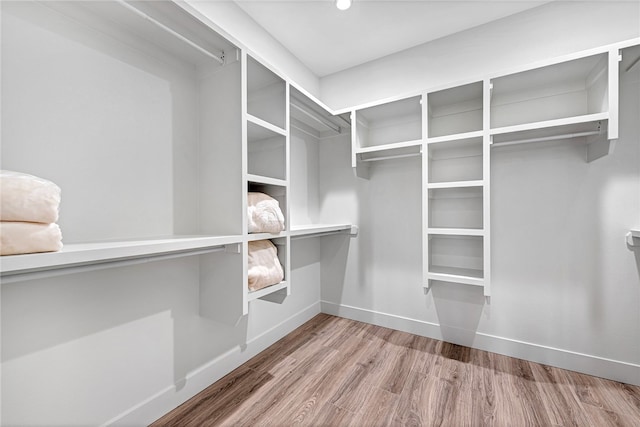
[152,314,640,426]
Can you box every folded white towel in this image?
[247,240,284,292]
[0,221,63,255]
[1,170,61,223]
[248,192,285,234]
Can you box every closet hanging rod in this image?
[360,152,421,162]
[0,246,226,284]
[491,130,601,148]
[290,102,341,133]
[114,0,225,65]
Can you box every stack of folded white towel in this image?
[247,192,285,291]
[0,170,63,255]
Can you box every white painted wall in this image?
[186,0,321,98]
[320,1,640,111]
[317,51,640,386]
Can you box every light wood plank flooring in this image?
[152,314,640,426]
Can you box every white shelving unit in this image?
[351,95,423,176]
[490,50,620,162]
[243,55,291,311]
[423,80,490,295]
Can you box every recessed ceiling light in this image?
[336,0,352,11]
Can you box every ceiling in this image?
[234,0,552,77]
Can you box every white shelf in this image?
[427,180,483,189]
[426,267,484,287]
[427,228,484,236]
[0,235,243,277]
[356,139,423,154]
[246,113,287,136]
[247,281,288,301]
[627,229,640,247]
[490,112,608,137]
[290,224,357,239]
[247,232,287,241]
[247,174,288,187]
[427,131,484,145]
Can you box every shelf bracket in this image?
[586,122,615,162]
[627,230,640,248]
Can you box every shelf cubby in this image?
[247,236,290,302]
[427,234,484,286]
[354,95,422,149]
[428,186,483,230]
[427,136,483,184]
[247,56,287,130]
[247,119,287,181]
[248,181,288,233]
[491,53,608,130]
[428,81,483,138]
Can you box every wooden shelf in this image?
[247,281,288,301]
[0,235,243,277]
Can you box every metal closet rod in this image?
[491,130,602,148]
[290,101,341,134]
[115,0,225,65]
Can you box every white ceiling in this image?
[234,0,552,77]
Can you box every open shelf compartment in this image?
[427,234,484,286]
[428,81,483,138]
[247,236,289,302]
[491,53,609,129]
[427,136,483,183]
[355,95,422,149]
[247,119,287,181]
[247,56,286,130]
[428,186,483,230]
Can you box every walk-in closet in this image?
[1,0,639,425]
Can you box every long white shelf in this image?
[426,130,484,144]
[427,228,484,236]
[247,231,287,241]
[427,180,484,189]
[247,281,288,301]
[490,112,609,137]
[356,139,423,154]
[0,235,243,277]
[290,224,358,239]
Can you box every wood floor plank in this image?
[153,314,640,427]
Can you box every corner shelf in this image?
[0,235,243,279]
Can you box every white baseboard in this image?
[321,300,640,386]
[105,302,322,426]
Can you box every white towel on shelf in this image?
[0,170,61,223]
[0,221,63,255]
[247,192,285,234]
[247,239,284,292]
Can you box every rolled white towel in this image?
[0,221,63,255]
[1,170,61,223]
[248,192,285,234]
[247,240,284,292]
